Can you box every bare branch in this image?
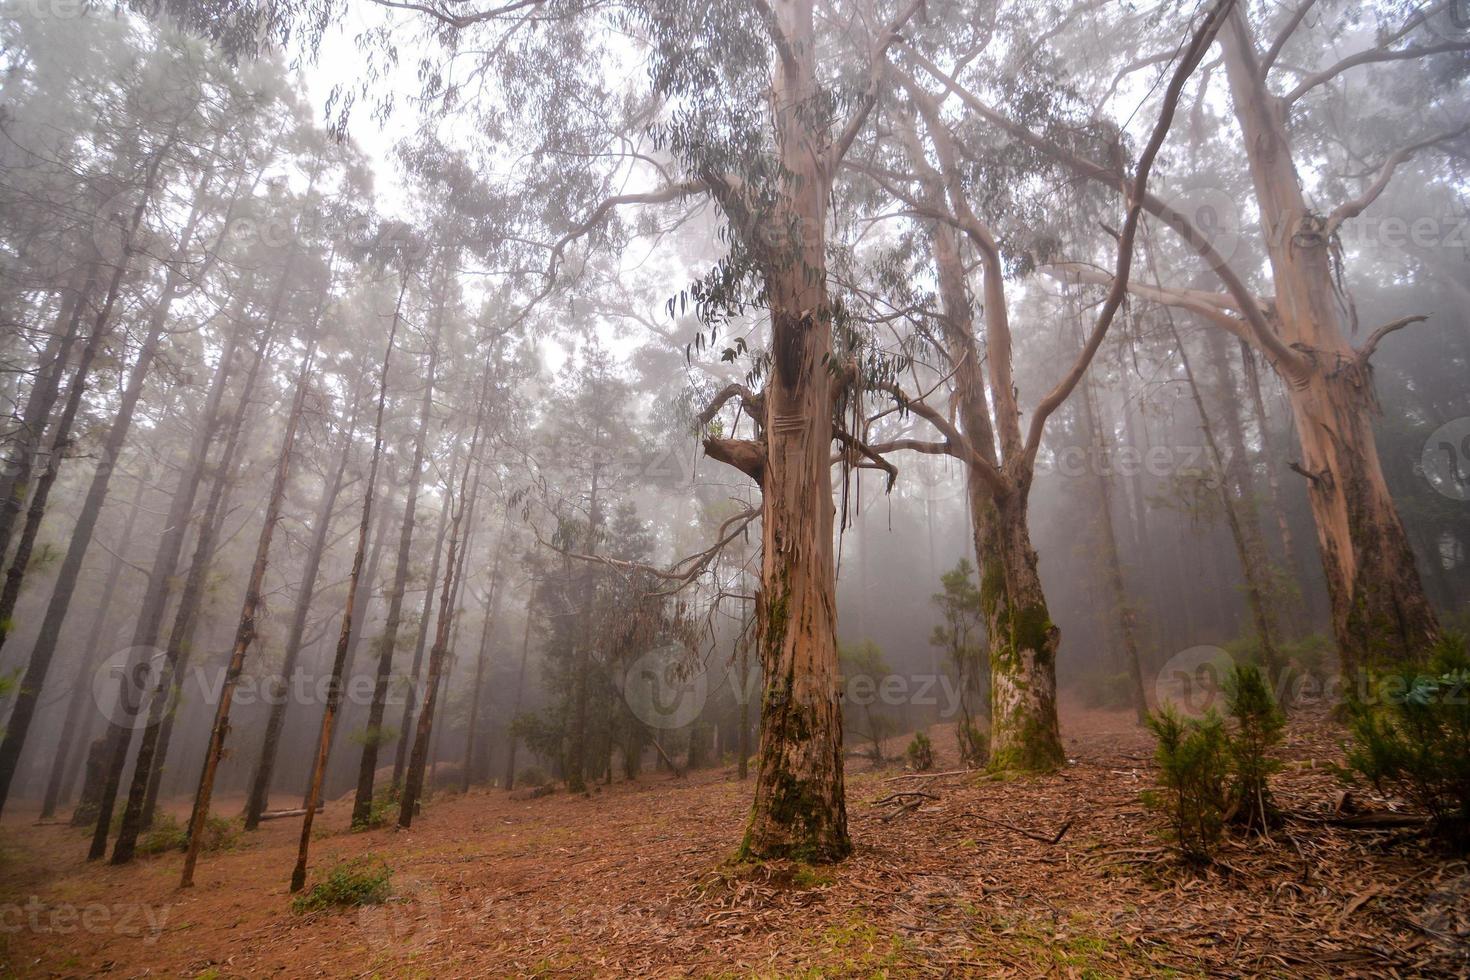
[1357,314,1431,363]
[828,0,926,175]
[703,437,766,486]
[1261,0,1319,73]
[1284,39,1470,105]
[1326,123,1470,236]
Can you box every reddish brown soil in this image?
[1,705,1466,977]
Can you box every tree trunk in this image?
[351,299,442,826]
[462,524,507,793]
[179,329,320,888]
[0,144,170,817]
[40,467,146,819]
[243,388,363,829]
[290,280,404,893]
[390,459,455,788]
[1082,373,1148,722]
[502,580,536,791]
[1219,11,1439,670]
[398,384,490,830]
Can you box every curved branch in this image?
[1326,123,1470,236]
[703,437,766,487]
[1357,314,1430,363]
[1284,40,1470,105]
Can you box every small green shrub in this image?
[137,814,189,855]
[1224,663,1284,831]
[1345,634,1470,850]
[956,718,989,768]
[290,858,392,914]
[1143,707,1229,864]
[906,732,934,772]
[354,783,400,830]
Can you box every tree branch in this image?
[1357,314,1430,363]
[1325,123,1470,236]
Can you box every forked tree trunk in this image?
[179,330,320,888]
[1219,12,1439,670]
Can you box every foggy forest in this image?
[0,0,1468,974]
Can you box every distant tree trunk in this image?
[502,580,536,791]
[290,278,404,893]
[1168,318,1284,680]
[1241,341,1298,582]
[391,454,456,787]
[40,467,146,819]
[1081,373,1148,722]
[1219,12,1439,669]
[462,524,507,793]
[399,381,489,829]
[425,457,484,792]
[243,387,363,829]
[567,461,602,794]
[178,327,320,888]
[351,301,442,826]
[0,144,171,818]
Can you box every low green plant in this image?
[290,857,392,914]
[354,783,400,830]
[1143,707,1229,863]
[906,732,934,772]
[1224,663,1285,830]
[1345,634,1470,851]
[135,813,239,856]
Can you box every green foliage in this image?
[517,766,550,788]
[347,724,399,749]
[1143,707,1229,864]
[290,858,392,914]
[354,783,401,830]
[956,718,989,768]
[840,639,894,761]
[906,732,935,772]
[1224,664,1284,830]
[1345,634,1470,850]
[136,813,239,856]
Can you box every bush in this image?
[1224,663,1284,831]
[956,719,988,768]
[1345,634,1470,850]
[1143,707,1229,864]
[906,732,934,772]
[354,783,400,831]
[290,858,392,914]
[516,766,549,788]
[136,813,239,856]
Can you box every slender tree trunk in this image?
[0,262,90,566]
[0,144,170,817]
[290,278,405,893]
[1219,12,1439,669]
[1169,319,1285,680]
[462,524,507,793]
[502,580,536,791]
[391,460,455,787]
[399,380,490,829]
[179,328,320,888]
[350,303,442,826]
[243,389,363,829]
[1082,373,1148,722]
[566,462,601,794]
[115,265,309,859]
[39,467,146,819]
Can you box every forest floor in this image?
[1,703,1467,978]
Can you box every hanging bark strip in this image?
[289,272,410,893]
[178,322,323,888]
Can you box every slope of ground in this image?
[1,705,1466,977]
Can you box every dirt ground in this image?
[1,704,1467,978]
